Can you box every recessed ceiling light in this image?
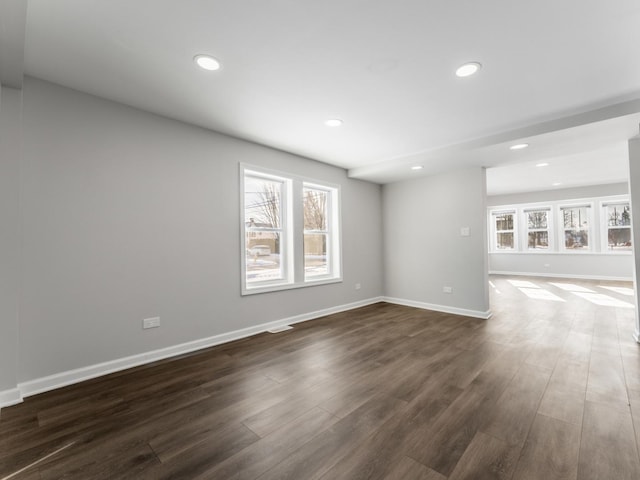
[194,54,221,71]
[536,162,549,167]
[411,165,424,171]
[325,119,343,127]
[552,182,562,186]
[510,143,529,150]
[455,62,482,77]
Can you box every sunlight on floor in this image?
[519,287,566,302]
[504,279,635,307]
[548,282,595,293]
[599,285,635,296]
[571,292,634,308]
[507,280,539,288]
[489,281,501,294]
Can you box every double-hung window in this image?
[560,205,591,251]
[243,171,291,287]
[493,211,516,250]
[525,208,550,250]
[604,202,632,251]
[241,165,341,294]
[303,185,333,279]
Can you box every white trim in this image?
[383,296,492,320]
[489,270,633,282]
[1,297,383,408]
[0,388,22,409]
[523,207,553,251]
[489,251,632,256]
[241,164,343,295]
[558,203,594,253]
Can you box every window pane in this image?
[564,230,588,249]
[608,228,632,250]
[245,232,282,283]
[496,232,514,249]
[303,188,328,230]
[528,231,549,249]
[607,204,631,226]
[304,233,328,277]
[244,176,282,228]
[527,211,548,229]
[562,207,589,229]
[495,214,513,231]
[561,206,590,250]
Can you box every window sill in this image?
[490,251,632,256]
[242,276,343,296]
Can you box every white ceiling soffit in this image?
[485,145,629,196]
[23,0,640,184]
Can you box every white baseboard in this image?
[1,297,384,409]
[489,270,633,282]
[0,388,22,409]
[383,296,492,320]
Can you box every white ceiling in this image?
[20,0,640,192]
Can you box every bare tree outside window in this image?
[494,212,515,249]
[249,181,281,251]
[562,206,590,249]
[607,203,632,250]
[526,210,549,249]
[244,176,284,283]
[303,188,329,277]
[242,167,341,294]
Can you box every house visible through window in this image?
[241,166,341,294]
[244,173,288,285]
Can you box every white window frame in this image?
[303,182,341,282]
[601,198,632,254]
[490,209,518,252]
[240,164,342,295]
[558,203,594,253]
[523,207,552,251]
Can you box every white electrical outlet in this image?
[443,286,453,294]
[143,317,160,329]
[460,227,470,237]
[355,283,361,290]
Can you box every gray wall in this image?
[488,183,633,279]
[0,86,21,393]
[15,78,383,383]
[383,167,489,315]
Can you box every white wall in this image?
[0,86,21,400]
[488,183,633,280]
[13,78,383,387]
[489,253,632,280]
[383,167,490,317]
[487,183,628,206]
[628,135,640,341]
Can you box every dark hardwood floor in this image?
[2,275,640,479]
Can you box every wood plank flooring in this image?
[2,275,640,479]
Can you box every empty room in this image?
[2,1,640,479]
